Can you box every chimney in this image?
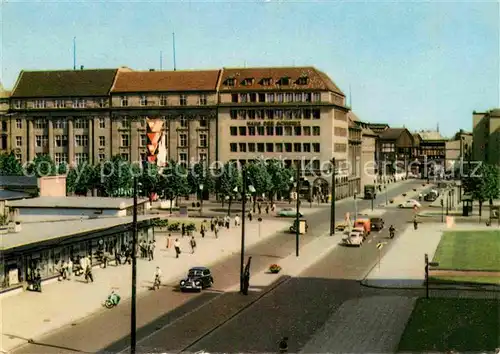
[80,65,84,70]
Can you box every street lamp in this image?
[329,158,336,236]
[240,168,255,295]
[199,184,204,216]
[130,177,139,354]
[291,168,301,257]
[353,188,358,220]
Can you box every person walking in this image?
[190,236,197,254]
[214,225,219,239]
[413,216,418,230]
[174,238,181,258]
[200,224,206,238]
[67,258,73,280]
[181,223,186,237]
[85,265,94,283]
[224,215,230,229]
[234,214,240,227]
[210,218,215,232]
[148,240,155,261]
[115,248,122,265]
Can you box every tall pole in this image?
[172,32,177,71]
[425,253,429,299]
[130,177,138,353]
[295,167,300,257]
[73,37,76,70]
[329,158,336,235]
[240,168,247,293]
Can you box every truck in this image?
[364,184,377,199]
[353,218,371,238]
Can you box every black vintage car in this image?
[370,217,385,231]
[179,266,214,292]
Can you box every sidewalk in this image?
[0,218,289,353]
[362,223,497,289]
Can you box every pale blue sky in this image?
[2,1,499,136]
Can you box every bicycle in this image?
[153,275,161,290]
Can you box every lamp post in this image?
[240,168,255,295]
[353,189,358,220]
[329,158,336,236]
[294,167,300,257]
[199,184,204,216]
[441,198,444,223]
[130,177,138,354]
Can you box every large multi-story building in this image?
[445,129,473,171]
[473,109,500,166]
[0,82,11,151]
[349,113,377,188]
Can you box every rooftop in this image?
[416,130,447,141]
[111,70,221,93]
[379,128,407,140]
[0,176,38,188]
[6,196,149,209]
[11,69,118,98]
[0,190,32,201]
[0,215,156,250]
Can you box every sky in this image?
[2,0,499,137]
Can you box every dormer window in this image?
[279,77,290,86]
[140,95,148,106]
[297,76,309,85]
[261,78,272,86]
[226,78,236,87]
[242,78,254,86]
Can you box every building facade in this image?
[473,109,500,166]
[445,130,473,171]
[0,82,12,152]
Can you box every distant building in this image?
[445,130,473,171]
[473,109,500,165]
[414,130,448,177]
[0,82,11,151]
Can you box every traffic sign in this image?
[376,242,384,250]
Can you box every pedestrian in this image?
[413,217,418,230]
[115,248,122,265]
[148,240,155,261]
[225,215,230,229]
[35,269,42,292]
[139,240,145,258]
[60,260,67,280]
[210,218,215,232]
[146,241,151,261]
[67,258,73,280]
[124,246,131,264]
[200,225,205,238]
[190,236,197,254]
[181,223,186,237]
[248,211,253,221]
[174,238,181,258]
[271,202,276,212]
[265,204,269,214]
[214,225,219,239]
[257,202,262,215]
[85,265,94,283]
[234,214,240,227]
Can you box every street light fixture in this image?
[199,184,204,216]
[353,188,358,220]
[130,177,139,354]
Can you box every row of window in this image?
[230,108,321,120]
[230,125,321,137]
[120,94,208,107]
[224,76,309,87]
[15,99,108,110]
[229,142,321,154]
[231,92,321,104]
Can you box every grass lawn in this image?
[429,275,500,286]
[432,230,500,271]
[398,298,499,352]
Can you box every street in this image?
[13,181,424,354]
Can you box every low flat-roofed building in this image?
[6,196,150,222]
[0,215,157,292]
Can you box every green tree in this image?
[187,161,215,196]
[99,155,134,197]
[246,161,272,212]
[139,162,160,201]
[158,160,190,213]
[26,154,57,177]
[218,162,242,216]
[266,159,294,203]
[0,152,23,176]
[66,164,96,196]
[462,163,500,217]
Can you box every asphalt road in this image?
[13,181,424,354]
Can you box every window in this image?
[261,78,272,86]
[121,134,129,147]
[160,95,168,106]
[248,143,256,152]
[99,136,106,147]
[334,143,347,153]
[199,134,207,147]
[72,99,86,108]
[248,126,256,136]
[303,109,311,119]
[280,77,290,86]
[98,98,107,108]
[230,127,238,136]
[266,126,274,136]
[239,110,247,120]
[179,134,187,147]
[16,119,22,129]
[240,94,248,103]
[293,110,301,119]
[256,110,263,119]
[120,96,128,107]
[238,127,247,136]
[249,93,257,102]
[199,153,207,162]
[312,160,320,170]
[178,153,188,167]
[313,109,320,119]
[313,93,321,102]
[285,143,292,152]
[275,110,283,119]
[242,78,254,86]
[266,110,274,119]
[258,93,266,102]
[230,143,237,152]
[55,135,68,147]
[140,135,147,147]
[294,126,302,136]
[140,95,148,106]
[74,119,89,129]
[257,143,265,153]
[285,110,293,120]
[313,126,320,136]
[1,121,6,131]
[239,143,246,152]
[75,135,89,147]
[305,93,312,102]
[35,135,48,147]
[285,126,293,136]
[285,93,293,102]
[275,143,283,152]
[248,110,256,120]
[35,119,47,129]
[303,143,311,152]
[98,117,106,129]
[14,100,22,109]
[266,143,274,152]
[54,153,68,165]
[295,93,303,102]
[121,117,130,128]
[231,94,239,103]
[277,93,284,103]
[98,153,106,162]
[180,116,188,128]
[266,93,275,103]
[53,120,67,129]
[312,143,320,152]
[275,126,283,136]
[230,110,238,119]
[226,78,235,86]
[294,143,301,152]
[179,94,187,106]
[34,100,46,108]
[257,126,265,136]
[121,153,129,161]
[303,126,311,136]
[55,100,66,108]
[297,77,308,85]
[16,136,22,147]
[199,94,207,105]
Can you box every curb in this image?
[359,279,500,293]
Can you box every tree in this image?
[139,162,160,201]
[26,154,57,177]
[98,155,134,197]
[187,161,215,196]
[158,160,190,213]
[246,161,272,212]
[462,163,499,217]
[66,163,96,196]
[0,152,23,176]
[218,162,242,216]
[266,159,294,203]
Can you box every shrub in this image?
[153,219,169,228]
[167,222,181,232]
[185,223,197,232]
[269,264,281,273]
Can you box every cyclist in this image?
[389,225,395,239]
[153,266,162,290]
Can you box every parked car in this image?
[277,208,303,217]
[370,217,385,231]
[399,199,422,209]
[179,267,214,292]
